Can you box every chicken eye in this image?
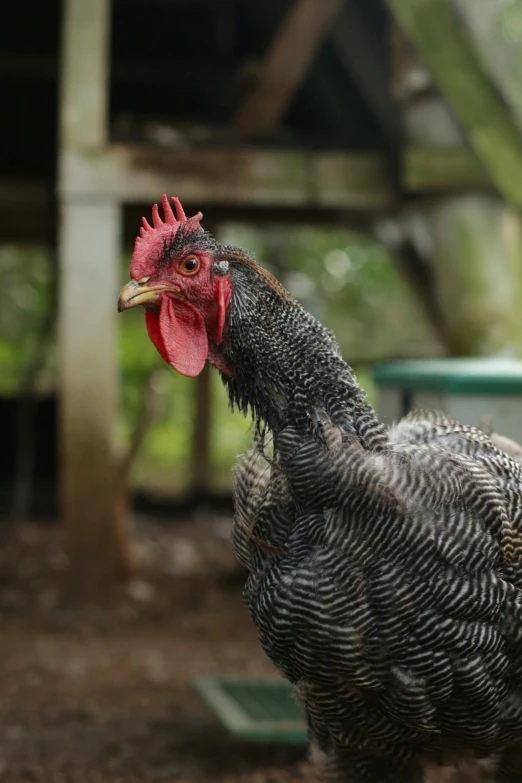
[181,257,200,275]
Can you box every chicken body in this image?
[226,267,522,783]
[118,203,522,783]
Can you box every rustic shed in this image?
[3,0,522,586]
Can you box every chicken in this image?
[118,196,522,783]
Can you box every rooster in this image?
[119,196,522,783]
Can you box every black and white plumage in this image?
[221,257,522,783]
[119,210,522,783]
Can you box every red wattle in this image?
[145,295,208,377]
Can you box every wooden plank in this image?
[385,0,522,211]
[124,203,379,233]
[0,145,495,248]
[59,0,110,149]
[312,153,394,209]
[60,145,396,211]
[452,0,522,135]
[404,147,490,192]
[235,0,342,135]
[239,3,353,146]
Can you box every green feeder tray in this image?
[373,358,522,396]
[192,676,307,745]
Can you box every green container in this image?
[373,358,522,440]
[192,676,307,745]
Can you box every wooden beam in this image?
[239,2,354,147]
[404,146,490,192]
[452,0,522,134]
[234,0,342,136]
[330,1,402,144]
[385,0,522,211]
[0,144,497,248]
[124,204,382,236]
[61,145,396,211]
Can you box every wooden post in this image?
[59,201,132,583]
[58,0,132,588]
[452,0,522,135]
[59,0,110,150]
[385,0,522,211]
[235,0,342,136]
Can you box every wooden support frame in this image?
[403,147,490,192]
[452,0,522,135]
[235,0,342,136]
[2,143,498,244]
[58,0,131,588]
[59,200,131,583]
[386,0,522,211]
[60,146,396,211]
[59,0,110,150]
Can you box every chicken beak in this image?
[118,280,180,311]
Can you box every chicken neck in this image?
[217,259,388,452]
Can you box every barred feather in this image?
[212,251,522,782]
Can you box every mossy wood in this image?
[404,147,489,192]
[386,0,522,210]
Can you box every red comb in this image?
[130,195,203,279]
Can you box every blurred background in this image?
[2,0,522,780]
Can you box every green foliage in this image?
[0,246,55,395]
[222,224,437,361]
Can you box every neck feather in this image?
[219,261,387,451]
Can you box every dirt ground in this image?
[0,514,311,783]
[0,515,491,783]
